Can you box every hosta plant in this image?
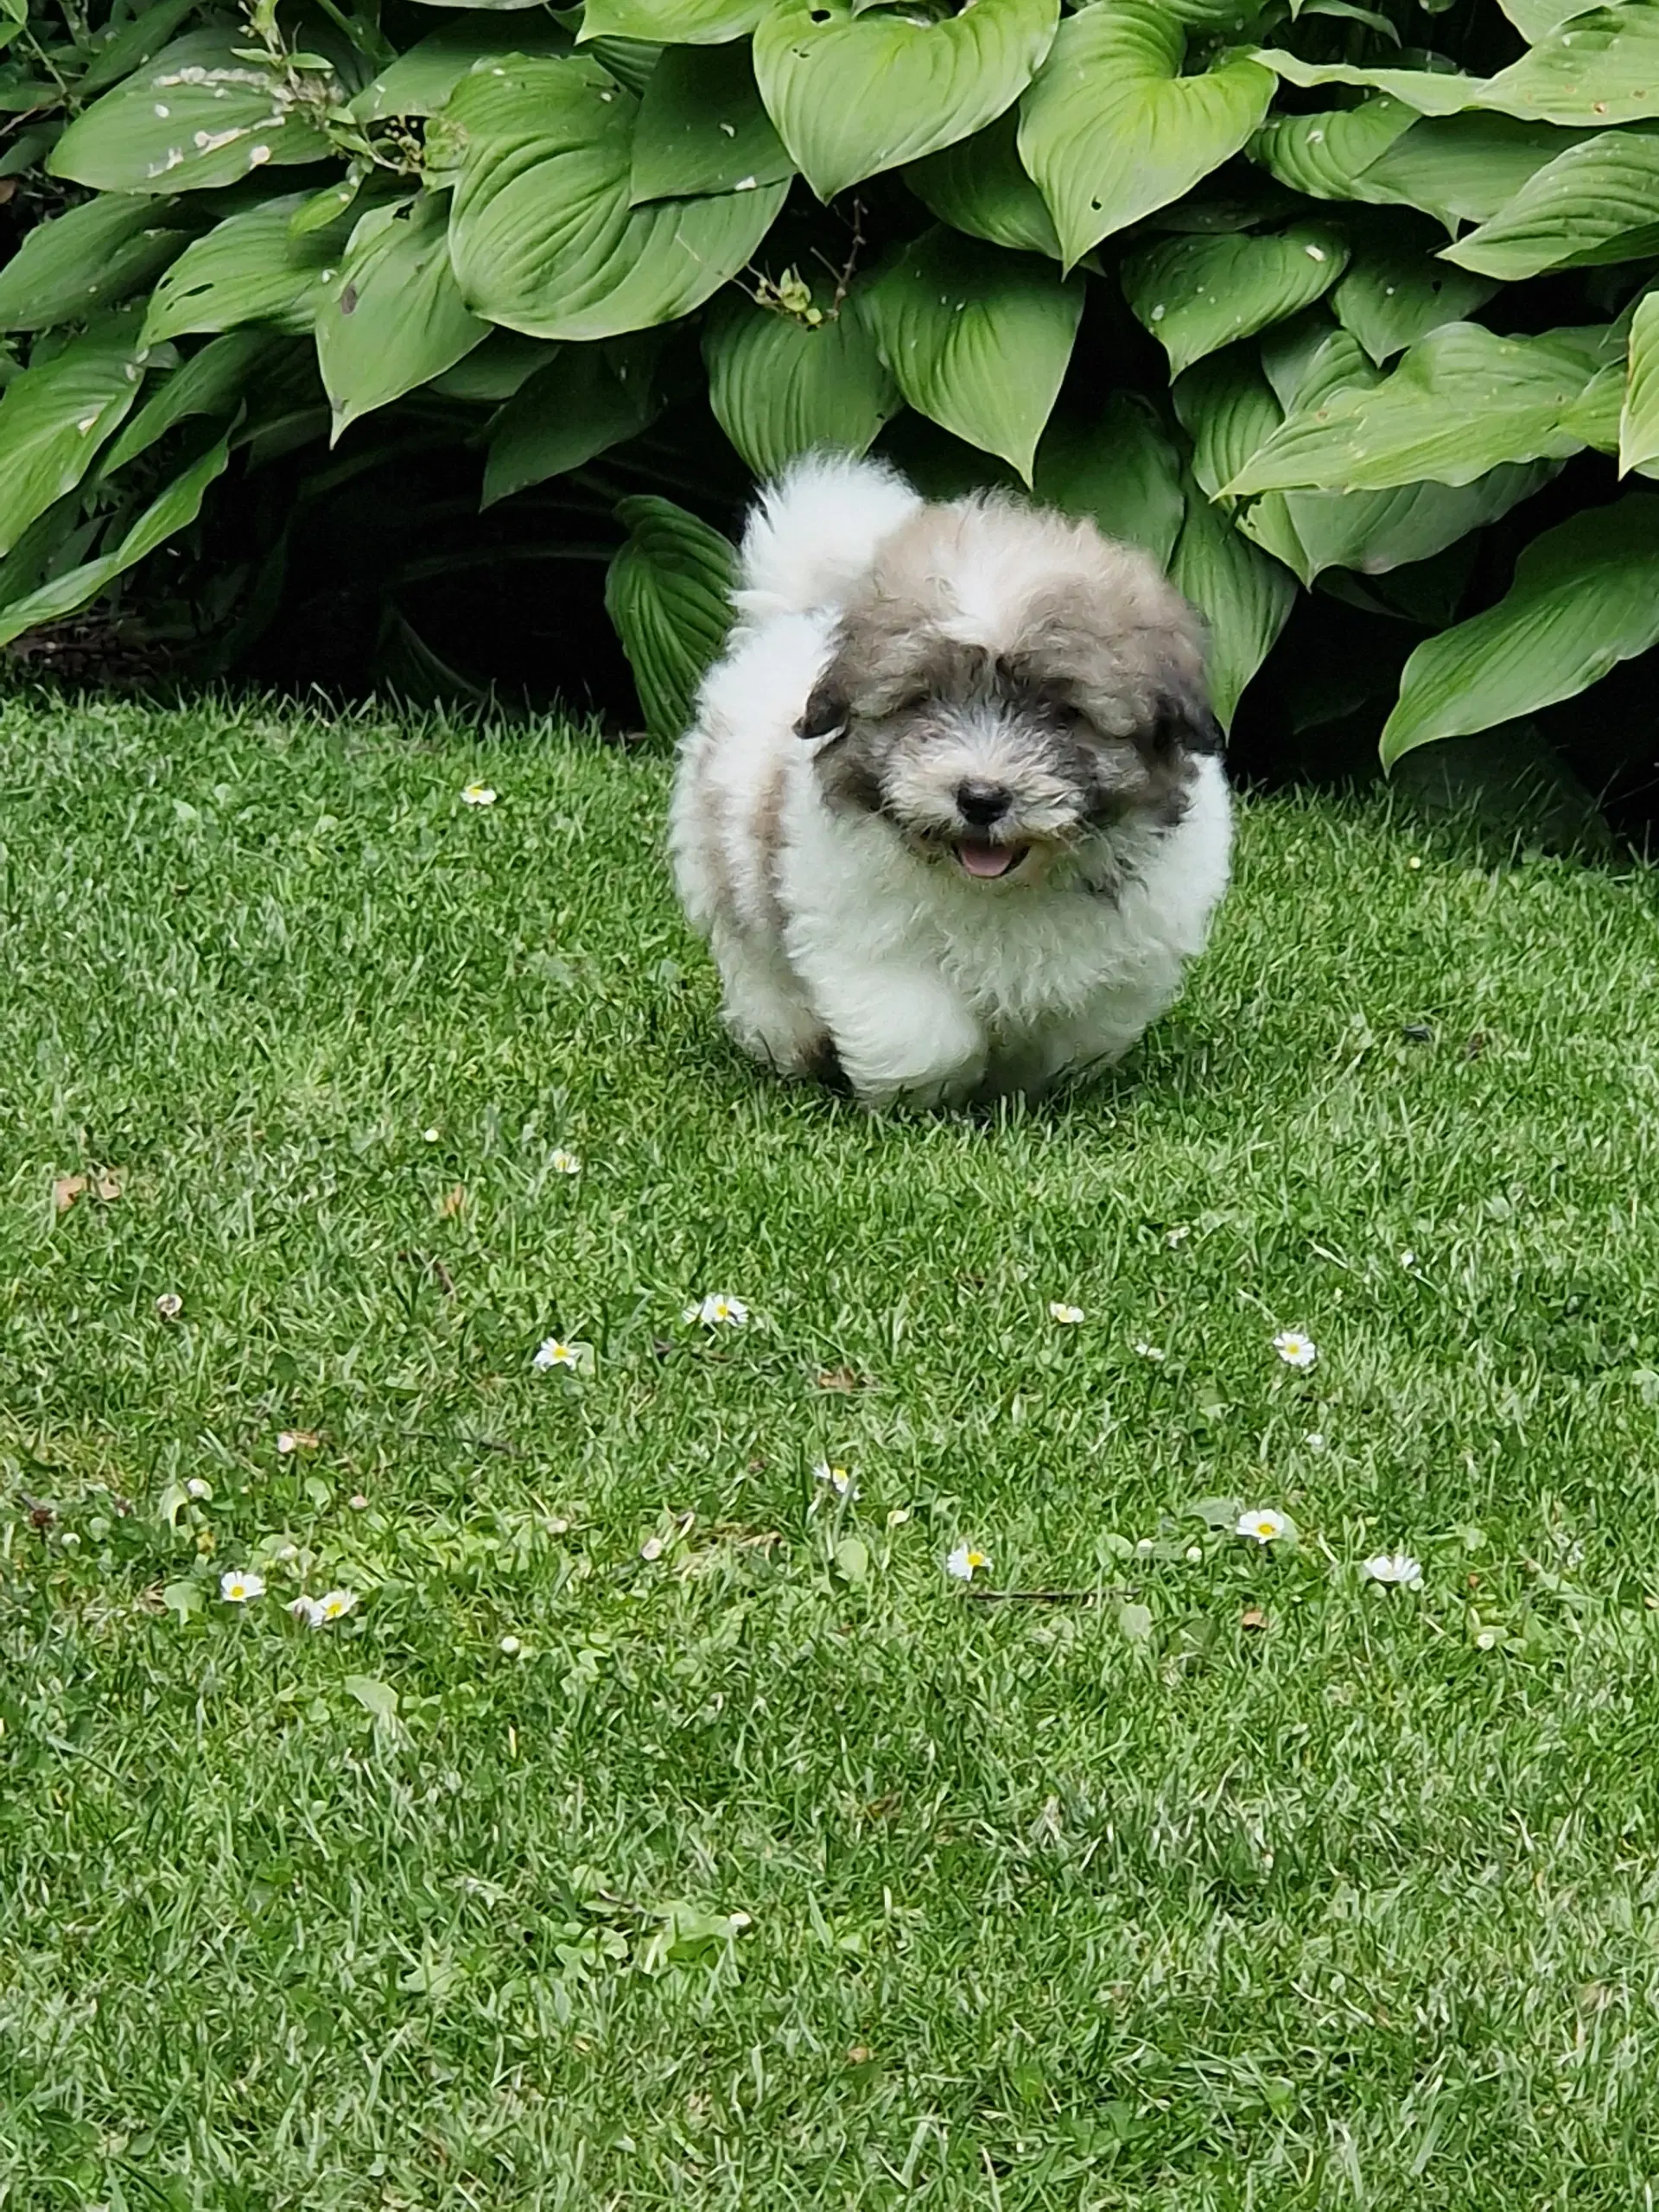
[0,0,1656,779]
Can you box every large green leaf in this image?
[0,315,146,557]
[351,17,571,120]
[859,227,1081,482]
[582,35,662,98]
[0,194,192,331]
[0,435,230,648]
[440,55,788,340]
[605,494,735,742]
[78,0,201,98]
[1356,112,1595,227]
[1441,126,1659,280]
[429,329,558,400]
[702,287,898,477]
[1381,495,1659,762]
[1497,0,1594,38]
[1169,473,1294,729]
[105,327,282,470]
[50,30,334,194]
[1122,223,1347,376]
[1019,5,1274,269]
[753,0,1057,204]
[1621,291,1659,477]
[1250,461,1558,583]
[1173,345,1287,501]
[1255,13,1659,129]
[142,194,349,345]
[317,194,488,437]
[1178,330,1558,582]
[1332,245,1497,361]
[483,334,663,504]
[580,0,762,43]
[1251,95,1415,201]
[630,42,792,203]
[1032,396,1185,567]
[1226,322,1607,493]
[905,109,1060,260]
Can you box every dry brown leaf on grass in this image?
[816,1368,876,1393]
[53,1170,122,1213]
[437,1185,467,1218]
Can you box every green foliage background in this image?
[2,0,1659,771]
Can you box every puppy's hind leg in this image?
[709,924,829,1079]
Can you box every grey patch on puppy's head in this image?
[795,493,1219,879]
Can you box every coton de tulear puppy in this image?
[669,453,1232,1109]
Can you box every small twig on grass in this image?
[398,1248,456,1298]
[395,1428,527,1460]
[960,1586,1136,1605]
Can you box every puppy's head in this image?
[797,494,1218,884]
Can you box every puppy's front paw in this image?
[823,972,987,1112]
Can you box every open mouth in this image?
[956,840,1029,880]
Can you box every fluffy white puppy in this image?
[669,452,1232,1109]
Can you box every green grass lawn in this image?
[7,691,1659,2210]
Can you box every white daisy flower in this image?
[813,1461,858,1500]
[1400,1250,1418,1269]
[945,1542,990,1582]
[156,1292,183,1319]
[550,1149,582,1177]
[461,781,497,806]
[499,1633,523,1655]
[1185,1545,1204,1564]
[532,1337,579,1370]
[1361,1551,1423,1587]
[1134,1341,1166,1362]
[687,1294,748,1328]
[348,1492,369,1510]
[1305,1432,1325,1451]
[317,1588,359,1621]
[219,1568,264,1603]
[289,1593,325,1627]
[1048,1301,1084,1325]
[1236,1508,1293,1545]
[1273,1331,1318,1369]
[640,1535,665,1561]
[423,1127,441,1142]
[186,1478,212,1501]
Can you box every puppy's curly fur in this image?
[670,454,1232,1109]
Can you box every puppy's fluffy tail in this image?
[735,451,920,620]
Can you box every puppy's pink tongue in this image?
[958,841,1017,879]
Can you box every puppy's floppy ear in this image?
[797,667,849,741]
[1149,690,1224,757]
[1140,645,1224,758]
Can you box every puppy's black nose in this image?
[957,780,1011,826]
